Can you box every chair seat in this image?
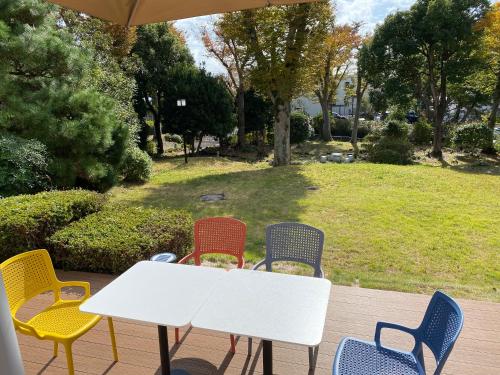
[27,300,101,339]
[334,338,424,375]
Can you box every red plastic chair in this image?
[176,217,247,352]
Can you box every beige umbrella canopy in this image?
[48,0,318,26]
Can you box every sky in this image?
[174,0,415,74]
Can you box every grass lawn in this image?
[110,145,500,301]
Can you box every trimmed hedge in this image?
[0,190,106,261]
[49,207,193,274]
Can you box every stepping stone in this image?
[200,193,225,202]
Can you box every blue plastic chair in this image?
[332,291,464,375]
[249,222,325,369]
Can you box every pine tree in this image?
[0,0,129,191]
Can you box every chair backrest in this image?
[0,250,58,315]
[264,223,324,277]
[416,291,464,374]
[193,217,246,268]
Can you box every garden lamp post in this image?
[0,272,25,375]
[177,99,188,164]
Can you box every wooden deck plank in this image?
[15,270,500,375]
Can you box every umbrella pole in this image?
[127,0,142,27]
[0,272,25,375]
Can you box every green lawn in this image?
[110,150,500,301]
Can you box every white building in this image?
[292,77,359,117]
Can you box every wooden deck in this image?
[17,270,500,375]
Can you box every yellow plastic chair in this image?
[0,249,118,375]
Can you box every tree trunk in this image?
[236,86,246,147]
[273,99,291,166]
[190,138,195,155]
[431,61,447,158]
[486,69,500,152]
[351,72,365,156]
[320,98,332,141]
[452,105,461,123]
[431,110,444,158]
[182,136,188,163]
[196,136,203,154]
[138,118,149,151]
[153,115,164,155]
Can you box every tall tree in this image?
[60,10,140,142]
[203,13,252,147]
[161,67,235,162]
[372,0,489,157]
[475,2,500,151]
[236,3,330,165]
[0,0,128,191]
[351,39,373,155]
[133,23,194,155]
[314,21,361,141]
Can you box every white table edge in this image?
[192,270,332,347]
[79,261,227,328]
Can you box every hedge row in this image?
[0,190,106,261]
[49,206,193,274]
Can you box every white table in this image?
[80,261,226,375]
[191,269,331,374]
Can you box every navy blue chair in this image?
[249,222,325,369]
[332,291,464,375]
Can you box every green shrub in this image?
[290,112,312,144]
[367,137,414,165]
[365,120,413,165]
[0,134,51,197]
[165,134,183,144]
[0,190,105,261]
[383,120,409,138]
[145,139,157,156]
[356,122,371,139]
[452,122,493,152]
[49,207,193,273]
[410,119,433,145]
[386,106,408,122]
[311,113,324,135]
[332,118,352,137]
[121,147,153,183]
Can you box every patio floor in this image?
[17,270,500,375]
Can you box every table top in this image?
[80,261,226,327]
[191,269,331,347]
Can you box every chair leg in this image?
[107,317,119,362]
[248,337,252,356]
[230,334,236,353]
[175,328,180,344]
[64,342,75,375]
[53,342,58,357]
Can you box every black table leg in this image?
[158,326,190,375]
[158,325,171,375]
[262,340,273,375]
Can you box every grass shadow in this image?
[113,159,313,262]
[443,154,500,176]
